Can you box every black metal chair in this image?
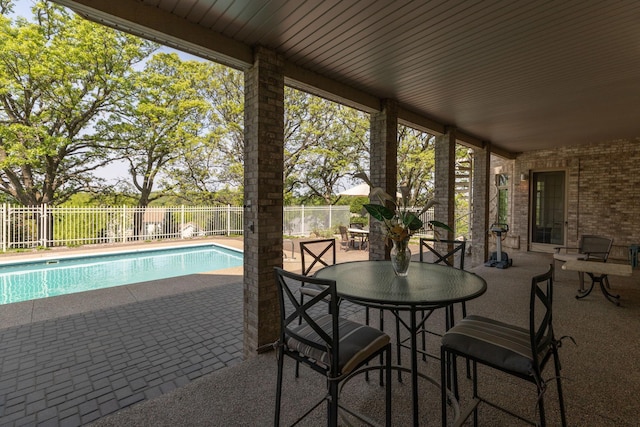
[395,238,467,369]
[296,239,337,376]
[274,267,392,427]
[416,238,469,382]
[338,225,354,250]
[440,265,568,426]
[553,235,613,289]
[419,237,468,333]
[300,238,336,276]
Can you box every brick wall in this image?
[471,146,490,267]
[434,129,456,242]
[491,138,640,261]
[243,47,285,357]
[369,99,398,260]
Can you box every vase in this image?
[390,237,411,276]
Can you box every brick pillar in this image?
[471,143,491,267]
[369,99,398,261]
[243,46,284,357]
[435,127,456,241]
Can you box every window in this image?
[496,173,508,224]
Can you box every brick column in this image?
[435,127,456,241]
[243,46,284,357]
[369,99,398,260]
[471,143,491,267]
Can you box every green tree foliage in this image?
[0,1,445,217]
[164,63,244,204]
[285,88,369,204]
[96,52,215,238]
[0,1,156,205]
[98,52,210,208]
[0,0,13,15]
[397,125,437,206]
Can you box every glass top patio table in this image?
[315,260,487,425]
[314,260,486,308]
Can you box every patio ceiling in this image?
[56,0,640,157]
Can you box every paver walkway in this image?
[0,238,368,426]
[0,240,366,426]
[0,283,245,426]
[0,281,364,427]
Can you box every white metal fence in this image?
[0,204,446,251]
[0,204,353,251]
[283,205,351,237]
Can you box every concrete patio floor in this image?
[1,237,639,425]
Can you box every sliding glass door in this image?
[530,171,566,252]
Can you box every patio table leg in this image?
[410,308,419,425]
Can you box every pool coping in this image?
[0,241,242,269]
[0,237,246,329]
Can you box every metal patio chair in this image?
[273,267,392,426]
[338,225,354,250]
[440,265,568,426]
[296,239,337,376]
[419,238,468,333]
[553,235,613,289]
[395,238,469,382]
[300,238,337,276]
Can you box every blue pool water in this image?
[0,244,243,305]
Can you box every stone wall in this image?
[490,138,640,261]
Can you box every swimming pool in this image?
[0,244,243,305]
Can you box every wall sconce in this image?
[520,172,529,182]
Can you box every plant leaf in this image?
[417,199,438,216]
[353,172,372,187]
[429,220,453,233]
[369,187,395,205]
[364,204,395,221]
[403,212,423,231]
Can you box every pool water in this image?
[0,244,243,305]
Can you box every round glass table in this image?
[315,260,487,425]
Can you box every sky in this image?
[10,0,32,16]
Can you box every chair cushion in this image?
[287,314,390,375]
[553,253,587,262]
[298,283,326,298]
[442,315,540,376]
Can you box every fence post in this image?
[329,204,333,230]
[122,205,127,243]
[40,204,47,247]
[181,205,185,239]
[2,203,6,252]
[227,204,231,236]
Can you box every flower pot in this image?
[391,237,411,276]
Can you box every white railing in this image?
[283,205,351,237]
[0,204,352,251]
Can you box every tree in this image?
[284,88,369,204]
[0,0,13,15]
[100,53,210,207]
[0,1,156,206]
[397,125,437,206]
[97,53,211,237]
[164,63,244,204]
